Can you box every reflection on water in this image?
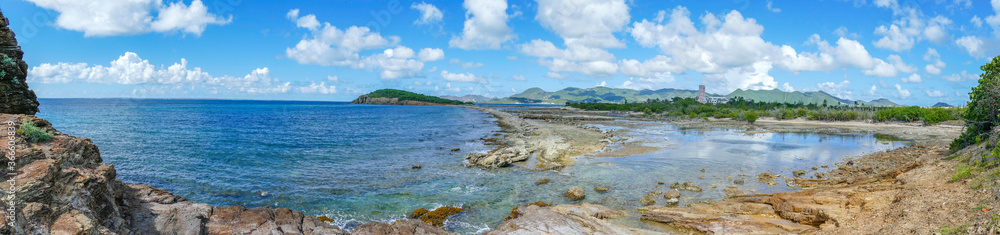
[36,100,907,234]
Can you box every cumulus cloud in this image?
[901,73,921,83]
[817,80,852,100]
[440,70,483,83]
[972,15,984,28]
[924,89,945,97]
[298,82,337,94]
[923,48,946,75]
[450,58,484,68]
[782,82,795,92]
[28,52,293,94]
[703,61,779,94]
[25,0,230,37]
[285,9,436,79]
[871,7,951,51]
[519,0,629,77]
[861,54,916,77]
[942,70,979,82]
[619,55,684,79]
[869,85,878,96]
[449,0,516,50]
[895,84,911,99]
[956,36,989,58]
[417,48,445,61]
[411,2,444,25]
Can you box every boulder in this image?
[0,10,39,115]
[565,187,585,200]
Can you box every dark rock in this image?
[640,194,656,206]
[0,11,39,115]
[594,186,610,192]
[352,220,454,235]
[535,178,550,185]
[664,189,681,200]
[734,179,745,185]
[793,170,807,178]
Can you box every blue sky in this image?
[2,0,996,106]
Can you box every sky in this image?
[1,0,997,106]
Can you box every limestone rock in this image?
[352,219,454,235]
[487,203,659,234]
[565,187,585,200]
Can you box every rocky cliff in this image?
[0,11,39,115]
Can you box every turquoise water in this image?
[37,99,906,234]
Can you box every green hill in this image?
[727,89,897,107]
[351,89,470,105]
[497,87,706,104]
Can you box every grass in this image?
[939,224,967,234]
[991,213,1000,229]
[17,121,52,142]
[951,163,976,182]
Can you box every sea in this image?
[36,99,908,234]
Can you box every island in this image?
[349,89,471,105]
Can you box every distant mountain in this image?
[726,89,898,107]
[440,95,498,103]
[495,87,706,104]
[932,102,953,107]
[495,87,899,107]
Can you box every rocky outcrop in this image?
[352,220,454,235]
[486,203,662,234]
[349,95,442,106]
[1,114,350,234]
[0,11,39,115]
[565,187,585,200]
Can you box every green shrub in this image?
[745,112,758,124]
[952,56,1000,152]
[923,107,952,124]
[18,121,52,142]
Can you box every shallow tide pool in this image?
[37,99,907,234]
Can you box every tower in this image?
[697,85,706,104]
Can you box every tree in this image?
[951,55,1000,151]
[745,112,758,124]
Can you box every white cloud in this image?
[871,8,951,51]
[28,52,291,94]
[630,7,880,80]
[25,0,230,37]
[956,36,987,58]
[861,54,916,77]
[895,84,911,99]
[546,72,567,79]
[417,48,445,61]
[411,2,444,25]
[987,0,1000,36]
[833,26,859,38]
[520,0,629,76]
[285,10,430,79]
[510,75,526,81]
[972,15,984,28]
[596,81,607,87]
[817,80,852,100]
[923,48,946,75]
[925,89,945,97]
[766,1,782,13]
[449,0,516,50]
[703,61,779,94]
[535,0,630,48]
[782,82,795,92]
[901,73,921,83]
[298,82,337,94]
[286,9,319,30]
[869,85,878,95]
[440,70,483,83]
[618,55,684,79]
[327,75,339,82]
[942,70,979,82]
[450,58,484,68]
